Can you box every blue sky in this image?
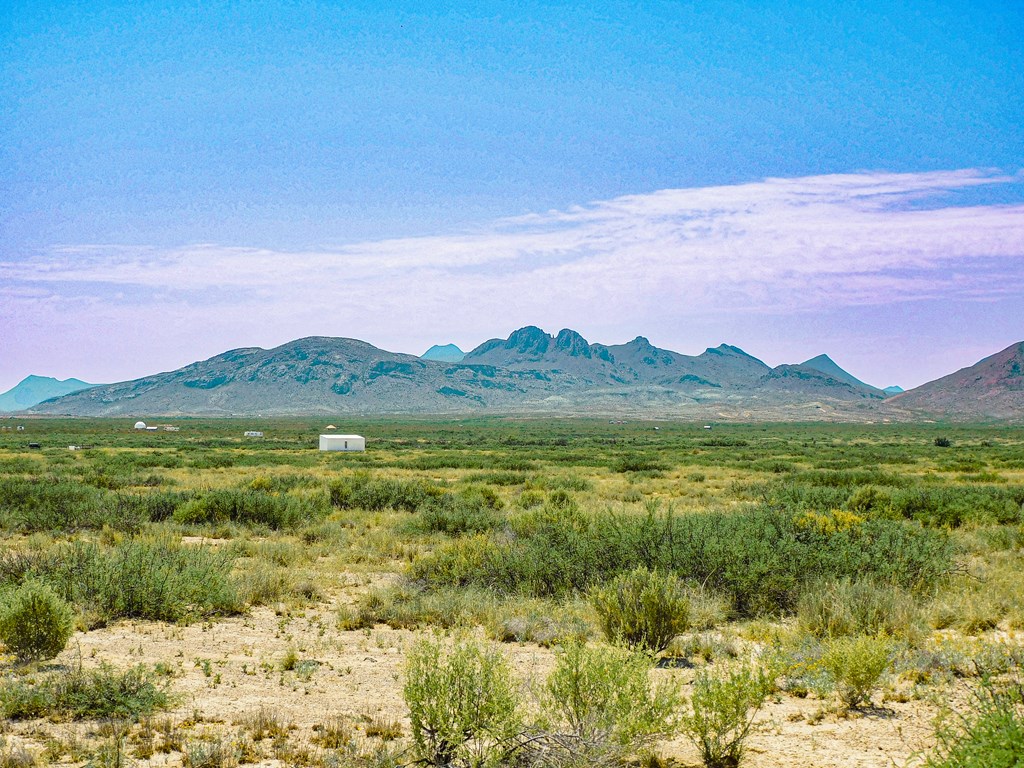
[2,0,1023,392]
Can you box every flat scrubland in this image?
[0,418,1022,767]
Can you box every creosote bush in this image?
[820,634,895,710]
[590,567,702,652]
[330,473,441,512]
[679,659,775,768]
[923,677,1024,768]
[404,636,522,767]
[412,505,953,617]
[541,642,680,757]
[0,580,75,661]
[0,538,240,625]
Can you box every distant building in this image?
[244,431,264,438]
[319,434,365,452]
[134,421,147,430]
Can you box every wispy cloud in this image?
[2,168,1023,388]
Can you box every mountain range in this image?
[886,341,1024,421]
[0,375,96,412]
[421,344,465,362]
[19,327,1024,421]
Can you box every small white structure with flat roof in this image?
[319,434,365,452]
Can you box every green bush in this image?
[173,488,325,529]
[5,538,240,624]
[590,568,700,651]
[0,477,142,532]
[407,492,503,536]
[0,580,75,661]
[611,455,667,473]
[0,663,169,720]
[412,506,954,617]
[679,659,775,768]
[541,642,679,757]
[924,679,1024,768]
[404,636,522,767]
[797,578,923,643]
[329,473,441,512]
[516,489,545,509]
[820,634,895,710]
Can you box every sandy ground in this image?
[0,582,951,768]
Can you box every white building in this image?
[134,421,147,430]
[319,434,365,452]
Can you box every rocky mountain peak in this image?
[554,329,592,358]
[506,326,551,355]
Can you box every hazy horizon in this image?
[3,2,1022,394]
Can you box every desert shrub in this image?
[540,642,679,759]
[797,577,923,642]
[0,477,141,532]
[182,738,236,768]
[232,561,294,606]
[546,489,577,511]
[820,634,895,710]
[245,538,310,567]
[934,437,952,448]
[13,538,240,624]
[404,636,522,767]
[888,485,1024,528]
[347,584,497,631]
[611,455,667,473]
[927,565,1024,635]
[679,659,775,768]
[750,459,794,474]
[173,488,324,529]
[844,485,894,518]
[486,602,591,647]
[590,567,700,651]
[245,473,320,492]
[412,506,954,617]
[236,705,291,740]
[119,490,194,522]
[188,453,234,469]
[0,663,169,720]
[923,678,1024,767]
[408,491,504,536]
[329,473,441,511]
[537,474,593,492]
[516,489,545,509]
[669,631,743,665]
[467,471,529,486]
[397,455,494,471]
[0,580,75,661]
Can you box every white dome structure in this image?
[134,421,147,430]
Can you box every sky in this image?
[2,0,1023,393]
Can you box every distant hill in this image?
[800,354,885,395]
[0,375,96,412]
[883,385,904,396]
[27,328,1014,420]
[420,344,465,362]
[886,342,1024,420]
